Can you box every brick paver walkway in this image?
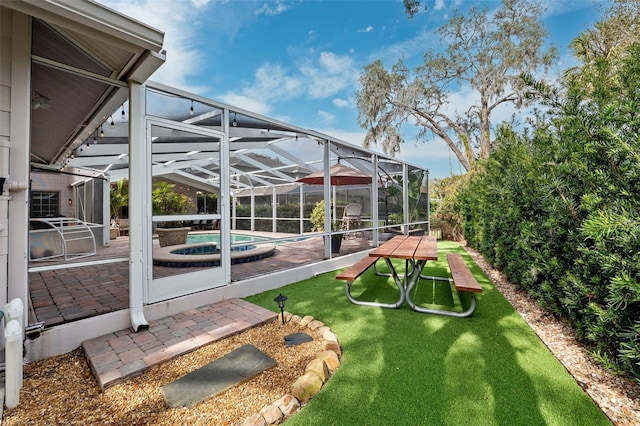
[82,298,277,390]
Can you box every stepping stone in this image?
[162,344,277,408]
[284,332,313,347]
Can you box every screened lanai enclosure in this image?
[28,80,430,329]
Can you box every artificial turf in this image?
[244,241,611,425]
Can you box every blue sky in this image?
[99,0,607,179]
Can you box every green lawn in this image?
[245,241,611,425]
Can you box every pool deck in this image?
[28,232,373,327]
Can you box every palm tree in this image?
[110,178,128,222]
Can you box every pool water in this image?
[186,233,271,245]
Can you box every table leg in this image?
[344,257,406,309]
[373,259,414,279]
[407,262,478,317]
[380,257,406,307]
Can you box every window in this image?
[31,191,60,217]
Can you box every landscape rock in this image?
[316,326,331,335]
[290,314,302,324]
[274,394,300,417]
[323,329,340,344]
[299,315,314,327]
[307,319,325,330]
[305,358,330,383]
[238,413,267,426]
[316,350,340,371]
[291,373,323,402]
[259,403,283,425]
[322,339,342,356]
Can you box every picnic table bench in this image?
[433,253,483,317]
[335,255,380,283]
[336,235,483,317]
[336,255,405,308]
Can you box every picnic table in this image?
[336,235,482,317]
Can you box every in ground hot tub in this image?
[153,242,276,267]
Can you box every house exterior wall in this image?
[30,170,75,217]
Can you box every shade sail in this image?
[296,163,372,186]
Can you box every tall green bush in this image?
[455,44,640,380]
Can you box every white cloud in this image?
[434,0,446,11]
[252,64,306,99]
[333,98,349,108]
[255,0,291,16]
[316,128,365,147]
[300,52,358,98]
[358,26,374,33]
[220,50,358,114]
[97,0,209,93]
[219,63,305,112]
[317,110,336,125]
[217,92,272,116]
[191,0,211,7]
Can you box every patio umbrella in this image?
[296,163,372,186]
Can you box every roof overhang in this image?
[4,0,164,52]
[4,0,165,168]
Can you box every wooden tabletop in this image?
[369,235,438,261]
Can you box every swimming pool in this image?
[186,232,271,245]
[153,232,276,267]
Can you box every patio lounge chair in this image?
[343,204,362,237]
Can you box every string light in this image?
[232,113,238,127]
[110,115,114,126]
[100,126,104,138]
[121,104,126,118]
[190,100,194,116]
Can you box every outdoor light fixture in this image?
[190,100,194,116]
[274,293,287,324]
[31,91,51,110]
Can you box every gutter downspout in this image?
[0,141,29,374]
[127,82,148,331]
[0,139,29,301]
[0,140,11,322]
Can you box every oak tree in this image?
[356,0,557,172]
